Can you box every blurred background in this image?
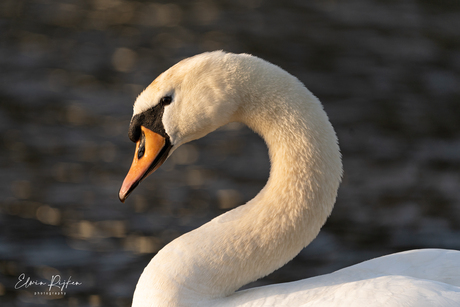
[1,0,460,306]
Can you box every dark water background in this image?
[1,0,460,306]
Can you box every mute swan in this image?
[118,51,460,307]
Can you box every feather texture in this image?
[124,51,460,307]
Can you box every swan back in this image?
[214,249,460,307]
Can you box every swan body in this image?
[214,249,460,307]
[118,51,460,307]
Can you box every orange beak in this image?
[119,126,170,202]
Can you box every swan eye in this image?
[160,96,172,106]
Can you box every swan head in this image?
[119,51,243,202]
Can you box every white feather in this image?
[128,51,460,307]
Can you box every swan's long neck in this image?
[132,60,342,307]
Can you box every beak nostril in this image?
[138,145,145,159]
[138,133,146,159]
